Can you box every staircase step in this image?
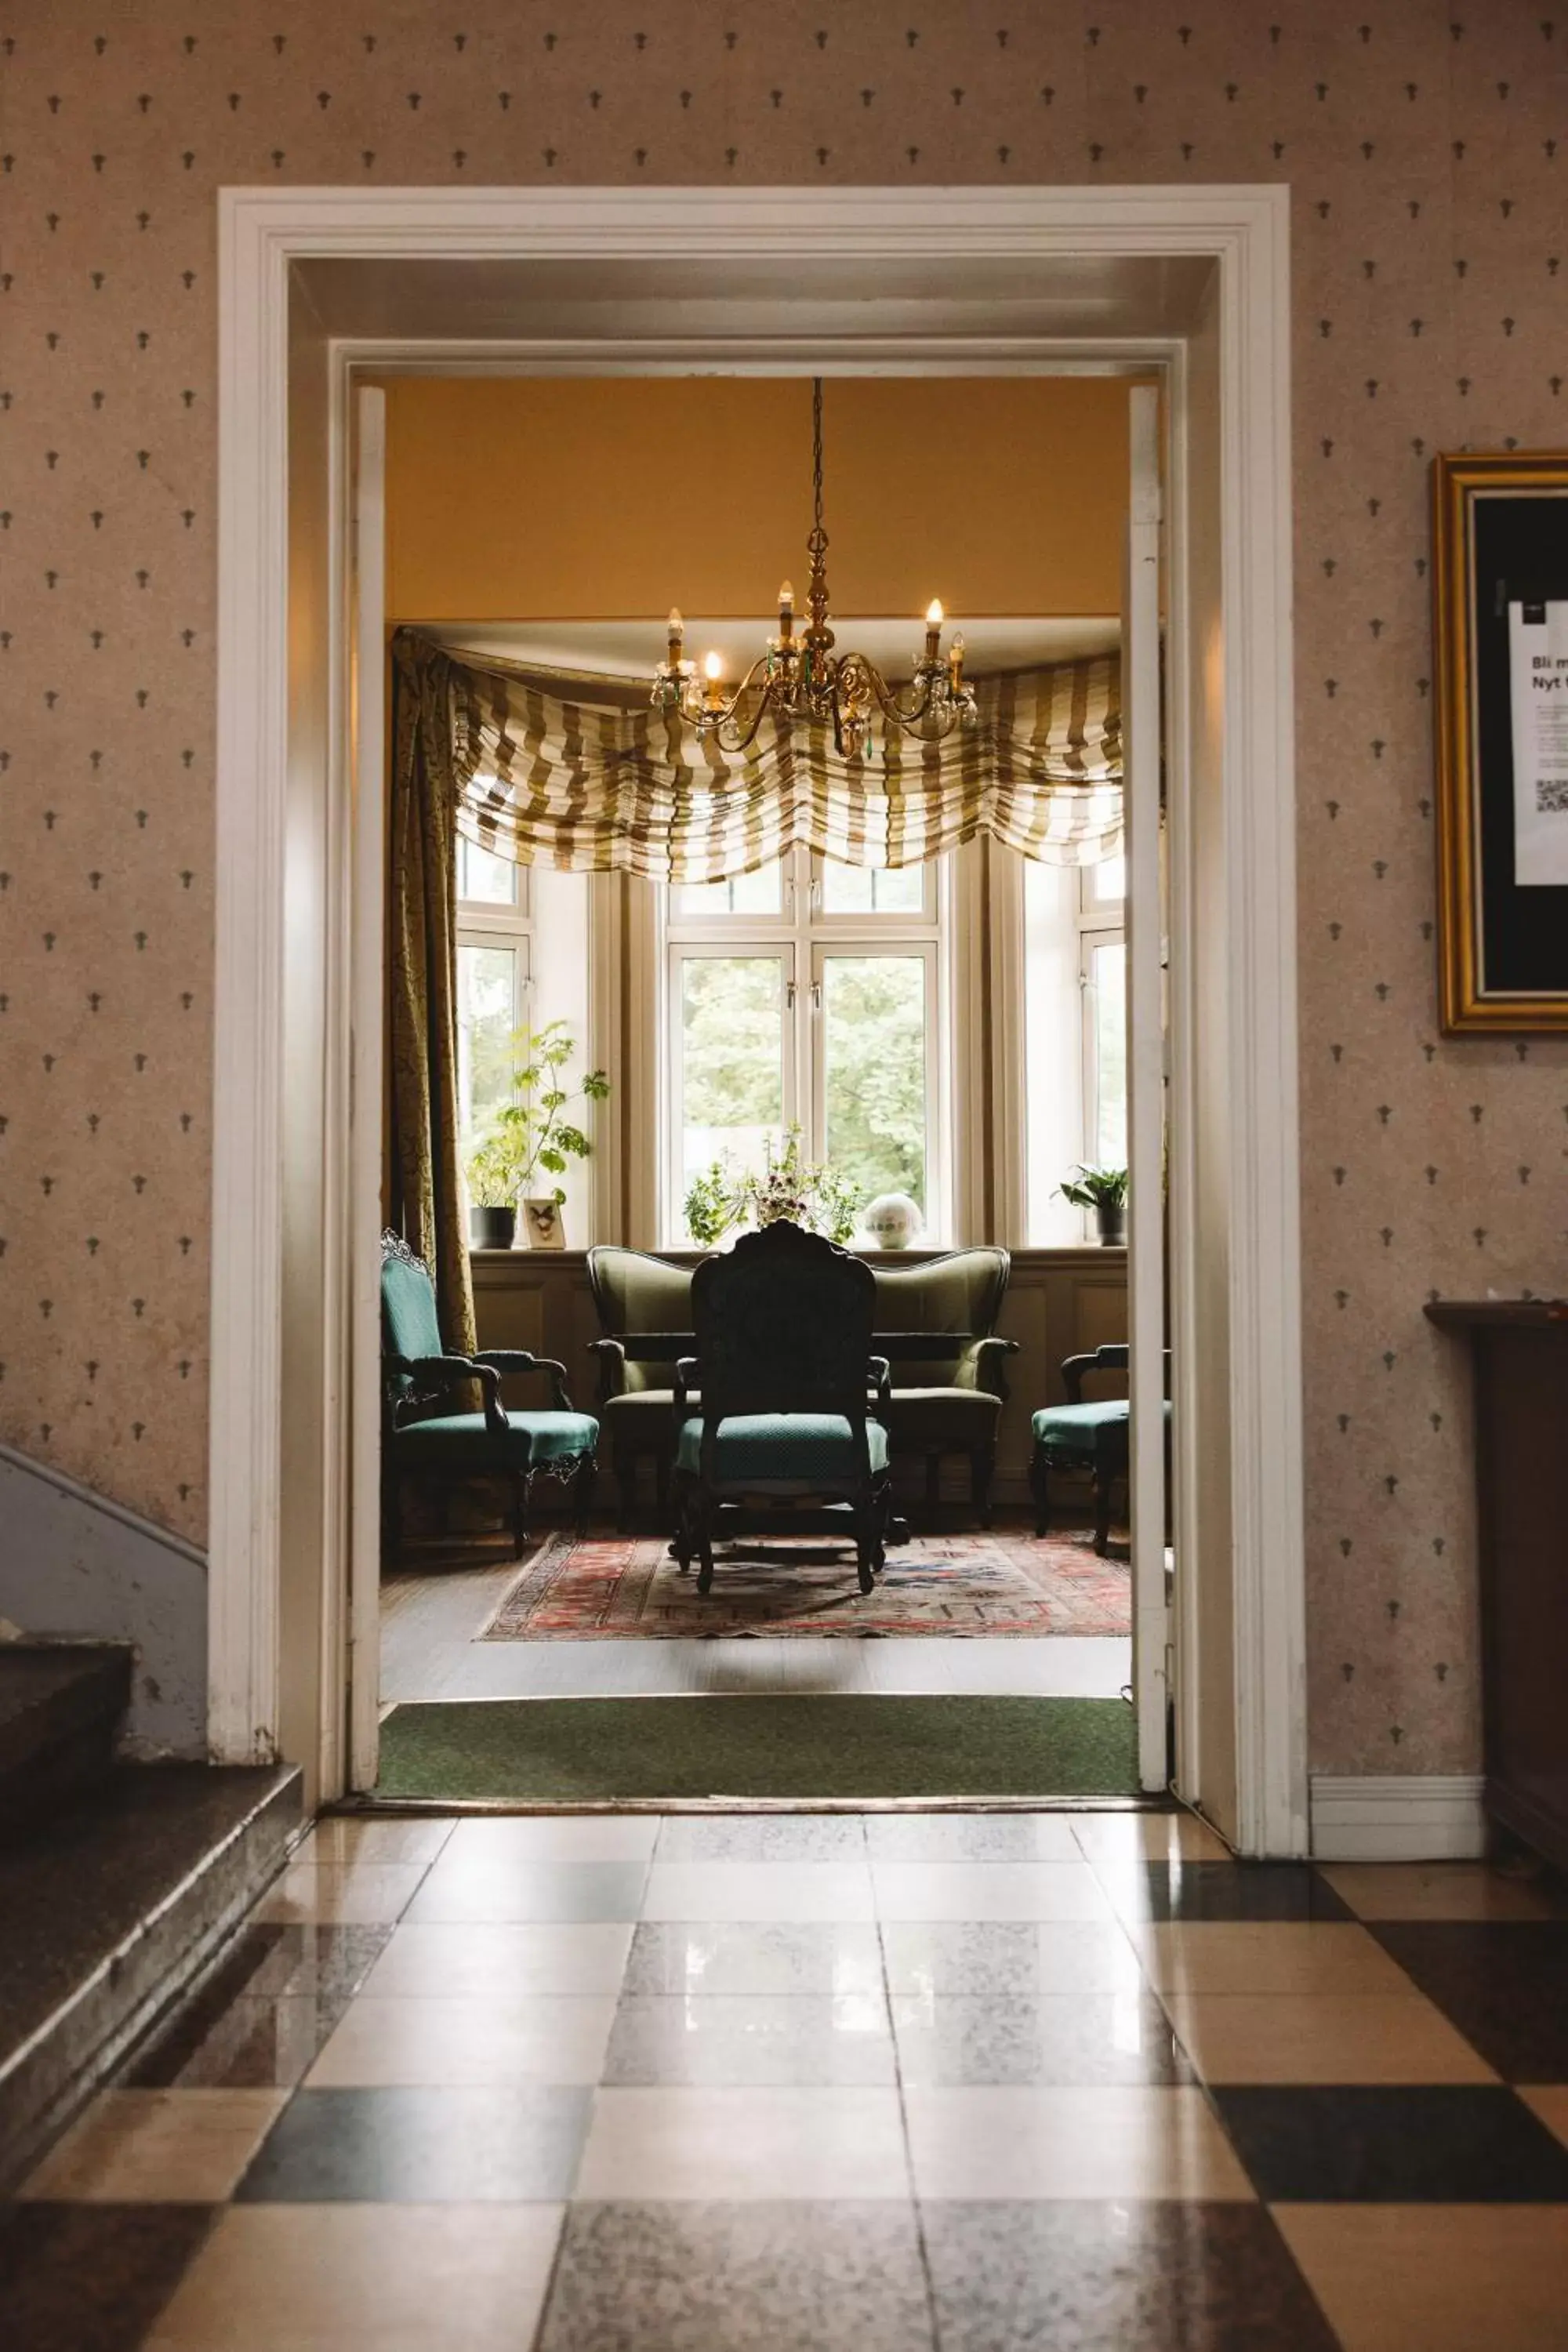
[0,1642,132,1841]
[0,1762,301,2189]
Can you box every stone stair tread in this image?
[0,1762,299,2187]
[0,1642,132,1778]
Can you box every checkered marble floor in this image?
[9,1810,1568,2350]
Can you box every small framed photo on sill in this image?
[1432,450,1568,1032]
[520,1196,566,1250]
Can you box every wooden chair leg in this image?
[924,1451,942,1516]
[1093,1469,1112,1556]
[615,1459,636,1533]
[511,1472,530,1558]
[1030,1444,1050,1537]
[971,1447,996,1528]
[573,1454,597,1537]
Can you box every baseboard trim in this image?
[1310,1773,1486,1862]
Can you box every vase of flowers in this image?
[463,1020,610,1250]
[1054,1163,1129,1246]
[683,1126,863,1248]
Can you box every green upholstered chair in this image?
[586,1246,698,1527]
[381,1231,597,1558]
[870,1248,1018,1523]
[671,1220,893,1597]
[1030,1342,1171,1555]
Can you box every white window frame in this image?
[660,842,948,1246]
[455,838,532,1150]
[1076,858,1126,1181]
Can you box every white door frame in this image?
[209,185,1305,1854]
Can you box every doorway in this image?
[207,187,1305,1853]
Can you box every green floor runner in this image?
[376,1695,1138,1803]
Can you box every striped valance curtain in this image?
[393,628,1122,883]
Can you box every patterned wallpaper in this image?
[2,0,1564,1774]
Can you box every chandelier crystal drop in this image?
[652,377,978,761]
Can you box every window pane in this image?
[822,956,928,1217]
[1090,938,1127,1169]
[458,833,520,907]
[821,860,925,915]
[674,860,783,918]
[679,956,786,1207]
[1089,852,1126,905]
[457,942,519,1142]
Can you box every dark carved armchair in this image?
[1029,1342,1171,1555]
[381,1232,597,1558]
[670,1220,893,1597]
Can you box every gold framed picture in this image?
[1433,451,1568,1033]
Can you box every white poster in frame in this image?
[1508,597,1568,886]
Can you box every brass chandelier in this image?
[652,377,978,760]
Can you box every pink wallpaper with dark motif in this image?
[2,0,1564,1773]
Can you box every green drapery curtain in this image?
[389,644,477,1354]
[391,628,1123,884]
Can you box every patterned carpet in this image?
[484,1526,1131,1641]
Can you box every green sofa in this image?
[588,1240,1015,1528]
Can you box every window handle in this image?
[786,980,797,1010]
[811,981,822,1013]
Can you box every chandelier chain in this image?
[811,376,825,541]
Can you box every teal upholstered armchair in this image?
[870,1248,1018,1523]
[381,1231,598,1557]
[1029,1342,1171,1555]
[671,1220,893,1597]
[586,1247,697,1528]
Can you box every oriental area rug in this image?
[484,1526,1131,1642]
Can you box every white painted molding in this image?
[1311,1776,1487,1863]
[212,185,1303,1846]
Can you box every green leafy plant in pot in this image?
[1055,1163,1129,1246]
[464,1020,610,1250]
[682,1127,864,1248]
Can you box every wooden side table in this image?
[1426,1300,1568,1873]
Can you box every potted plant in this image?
[463,1020,610,1250]
[1056,1162,1128,1246]
[682,1127,864,1247]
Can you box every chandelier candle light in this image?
[653,378,978,760]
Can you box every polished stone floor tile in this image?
[0,2201,216,2352]
[442,1812,662,1862]
[870,1859,1116,1922]
[1368,1922,1568,2080]
[881,1919,1145,2001]
[537,2199,936,2351]
[1519,2084,1568,2147]
[1102,1862,1356,1925]
[205,1921,396,2000]
[1134,1922,1414,1995]
[1275,2203,1568,2352]
[622,1920,884,1998]
[1164,1991,1497,2085]
[922,2199,1338,2350]
[864,1811,1083,1862]
[362,1920,633,1998]
[604,1994,895,2085]
[234,2084,592,2203]
[255,1859,432,1925]
[404,1856,650,1923]
[640,1860,877,1922]
[904,2085,1254,2201]
[306,1993,617,2086]
[299,1815,456,1866]
[140,2200,564,2350]
[892,1990,1195,2087]
[1071,1812,1233,1864]
[22,2089,289,2204]
[1318,1860,1568,1922]
[576,2086,910,2200]
[127,1991,350,2089]
[652,1812,869,1862]
[1212,2084,1568,2201]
